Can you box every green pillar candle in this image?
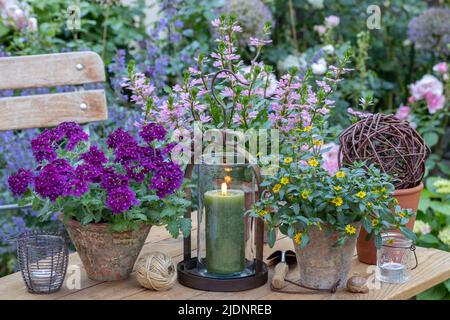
[204,186,245,275]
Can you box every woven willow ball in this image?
[135,252,177,291]
[339,114,430,189]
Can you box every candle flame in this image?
[221,182,227,196]
[224,175,231,184]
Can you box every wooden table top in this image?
[1,219,449,300]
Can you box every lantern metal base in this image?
[177,258,268,292]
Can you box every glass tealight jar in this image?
[376,232,418,284]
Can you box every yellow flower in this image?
[273,184,282,193]
[303,125,313,132]
[331,196,343,207]
[393,198,399,204]
[345,224,357,235]
[380,187,387,193]
[367,202,373,207]
[308,157,319,167]
[371,218,379,227]
[313,139,323,146]
[336,171,345,178]
[334,186,343,191]
[356,191,367,199]
[292,145,298,149]
[301,190,310,199]
[281,177,290,185]
[258,209,269,217]
[382,194,388,199]
[284,157,293,164]
[294,232,303,245]
[374,189,380,194]
[398,212,406,218]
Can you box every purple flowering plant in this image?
[123,15,276,133]
[8,121,190,236]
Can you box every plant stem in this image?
[287,0,298,53]
[102,5,110,60]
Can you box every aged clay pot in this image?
[357,182,423,265]
[64,219,151,281]
[294,224,361,290]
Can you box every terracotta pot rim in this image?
[394,182,424,196]
[63,218,150,232]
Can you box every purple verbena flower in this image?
[80,146,107,167]
[139,123,167,144]
[31,129,58,163]
[75,164,103,183]
[125,165,146,184]
[8,168,34,196]
[55,122,88,150]
[107,128,137,150]
[100,171,129,191]
[106,187,138,214]
[150,162,183,198]
[34,160,74,201]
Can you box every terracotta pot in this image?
[64,219,151,281]
[357,182,423,265]
[294,224,361,290]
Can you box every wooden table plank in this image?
[0,222,449,300]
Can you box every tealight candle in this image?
[377,261,407,284]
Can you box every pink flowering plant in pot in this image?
[8,121,190,281]
[250,55,415,289]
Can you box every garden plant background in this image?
[0,0,449,299]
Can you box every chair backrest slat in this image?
[0,90,107,131]
[0,52,105,90]
[0,51,108,131]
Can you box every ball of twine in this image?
[339,114,430,189]
[135,252,177,291]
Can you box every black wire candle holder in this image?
[17,231,68,294]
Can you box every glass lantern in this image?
[177,152,268,291]
[376,232,418,284]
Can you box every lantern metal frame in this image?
[177,157,268,291]
[177,68,268,291]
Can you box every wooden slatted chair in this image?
[0,51,108,211]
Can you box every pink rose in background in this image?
[395,105,411,121]
[433,62,448,74]
[407,96,416,104]
[410,75,443,100]
[313,25,326,35]
[425,92,445,114]
[325,15,340,28]
[321,142,340,176]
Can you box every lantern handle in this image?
[410,245,419,270]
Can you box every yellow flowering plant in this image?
[255,160,416,248]
[250,54,415,248]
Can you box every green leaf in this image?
[291,203,299,215]
[429,201,450,216]
[180,218,191,237]
[417,284,447,300]
[423,132,439,147]
[444,279,450,292]
[418,234,440,245]
[362,217,372,234]
[166,221,179,238]
[400,227,417,241]
[267,228,276,248]
[374,234,382,248]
